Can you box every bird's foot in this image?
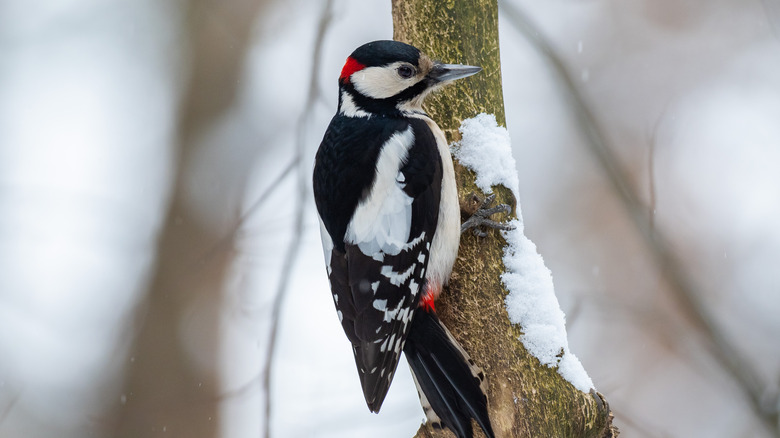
[460,193,515,237]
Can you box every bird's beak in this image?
[428,62,482,82]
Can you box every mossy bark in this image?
[392,1,618,437]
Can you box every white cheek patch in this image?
[351,62,421,99]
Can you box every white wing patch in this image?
[381,264,416,287]
[408,279,419,297]
[346,126,415,256]
[373,297,410,323]
[373,299,387,312]
[318,216,334,275]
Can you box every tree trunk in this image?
[392,1,618,437]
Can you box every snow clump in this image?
[452,113,594,392]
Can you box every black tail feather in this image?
[352,341,397,412]
[403,308,494,438]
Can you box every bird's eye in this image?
[397,65,415,79]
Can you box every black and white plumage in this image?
[313,40,493,438]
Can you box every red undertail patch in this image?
[340,56,365,82]
[420,292,436,313]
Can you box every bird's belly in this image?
[415,115,460,294]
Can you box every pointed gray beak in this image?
[428,62,482,82]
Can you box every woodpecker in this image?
[313,40,494,438]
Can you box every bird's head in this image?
[337,40,481,117]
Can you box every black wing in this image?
[313,116,442,411]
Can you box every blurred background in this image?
[1,0,779,437]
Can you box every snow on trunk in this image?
[452,113,594,392]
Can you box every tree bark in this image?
[392,1,618,437]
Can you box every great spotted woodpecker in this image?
[313,40,494,438]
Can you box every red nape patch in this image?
[420,293,436,313]
[339,56,365,82]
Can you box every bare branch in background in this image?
[196,158,297,268]
[113,0,272,437]
[646,121,658,233]
[0,391,20,426]
[500,1,779,434]
[262,1,334,437]
[761,0,780,39]
[609,407,670,438]
[646,101,671,234]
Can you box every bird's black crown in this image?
[349,40,421,68]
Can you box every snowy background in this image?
[1,0,779,437]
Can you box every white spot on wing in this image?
[406,231,426,249]
[373,299,387,312]
[381,264,415,286]
[379,298,407,322]
[409,279,419,296]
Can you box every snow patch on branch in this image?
[501,218,594,391]
[452,114,519,197]
[453,113,594,392]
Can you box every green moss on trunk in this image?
[392,0,505,142]
[392,1,618,437]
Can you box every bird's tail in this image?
[403,308,494,438]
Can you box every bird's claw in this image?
[460,193,516,236]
